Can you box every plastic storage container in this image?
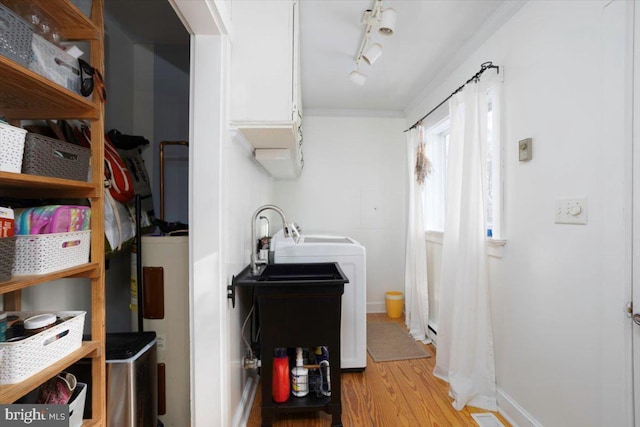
[12,230,91,275]
[0,122,27,173]
[68,382,87,427]
[0,236,16,282]
[29,34,81,94]
[0,4,33,67]
[21,133,90,181]
[0,311,85,385]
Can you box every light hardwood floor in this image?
[247,313,511,426]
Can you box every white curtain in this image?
[433,75,498,411]
[404,127,430,343]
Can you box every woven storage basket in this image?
[13,230,91,276]
[0,122,27,173]
[0,311,85,385]
[29,34,81,94]
[22,133,90,181]
[0,236,16,282]
[0,4,33,67]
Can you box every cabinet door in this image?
[230,0,294,122]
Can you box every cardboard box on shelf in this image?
[0,207,14,238]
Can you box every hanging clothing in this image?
[433,73,499,411]
[404,126,431,343]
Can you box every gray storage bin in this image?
[22,133,90,182]
[29,34,81,94]
[0,4,33,67]
[0,237,16,282]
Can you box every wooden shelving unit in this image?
[0,0,106,425]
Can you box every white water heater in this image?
[130,235,189,427]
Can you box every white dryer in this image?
[270,230,366,371]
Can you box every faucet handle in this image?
[289,222,301,243]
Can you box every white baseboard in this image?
[497,386,542,427]
[367,301,386,313]
[232,374,259,427]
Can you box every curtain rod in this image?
[404,61,500,133]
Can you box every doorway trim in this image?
[168,1,229,426]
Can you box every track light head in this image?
[349,69,367,86]
[379,8,397,36]
[362,43,383,65]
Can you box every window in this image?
[424,119,449,232]
[423,87,502,239]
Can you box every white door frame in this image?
[167,2,229,426]
[601,0,634,425]
[633,0,640,422]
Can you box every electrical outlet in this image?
[555,197,587,225]
[156,333,166,351]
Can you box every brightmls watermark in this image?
[0,405,69,426]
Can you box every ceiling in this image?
[103,0,519,115]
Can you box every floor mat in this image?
[366,321,431,362]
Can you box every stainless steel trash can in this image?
[106,332,158,427]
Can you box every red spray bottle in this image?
[272,348,290,403]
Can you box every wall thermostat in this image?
[519,138,532,161]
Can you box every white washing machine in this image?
[271,230,366,371]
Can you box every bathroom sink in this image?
[232,262,349,287]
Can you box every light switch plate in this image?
[519,138,532,161]
[555,197,587,224]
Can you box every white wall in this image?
[153,45,190,224]
[104,16,135,133]
[274,115,406,312]
[224,136,276,425]
[406,1,632,426]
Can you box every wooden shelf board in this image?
[0,341,101,403]
[0,263,100,294]
[0,56,98,121]
[0,171,98,199]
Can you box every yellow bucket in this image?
[385,291,404,319]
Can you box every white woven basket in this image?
[13,231,91,275]
[0,311,85,385]
[0,122,27,173]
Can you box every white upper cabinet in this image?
[230,0,303,178]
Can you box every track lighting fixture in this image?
[349,0,396,85]
[362,42,382,65]
[378,7,397,36]
[349,69,367,86]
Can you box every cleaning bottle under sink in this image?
[272,348,290,403]
[314,346,331,397]
[291,347,308,397]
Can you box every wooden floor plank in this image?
[247,313,511,426]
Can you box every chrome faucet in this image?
[251,205,290,276]
[258,216,270,238]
